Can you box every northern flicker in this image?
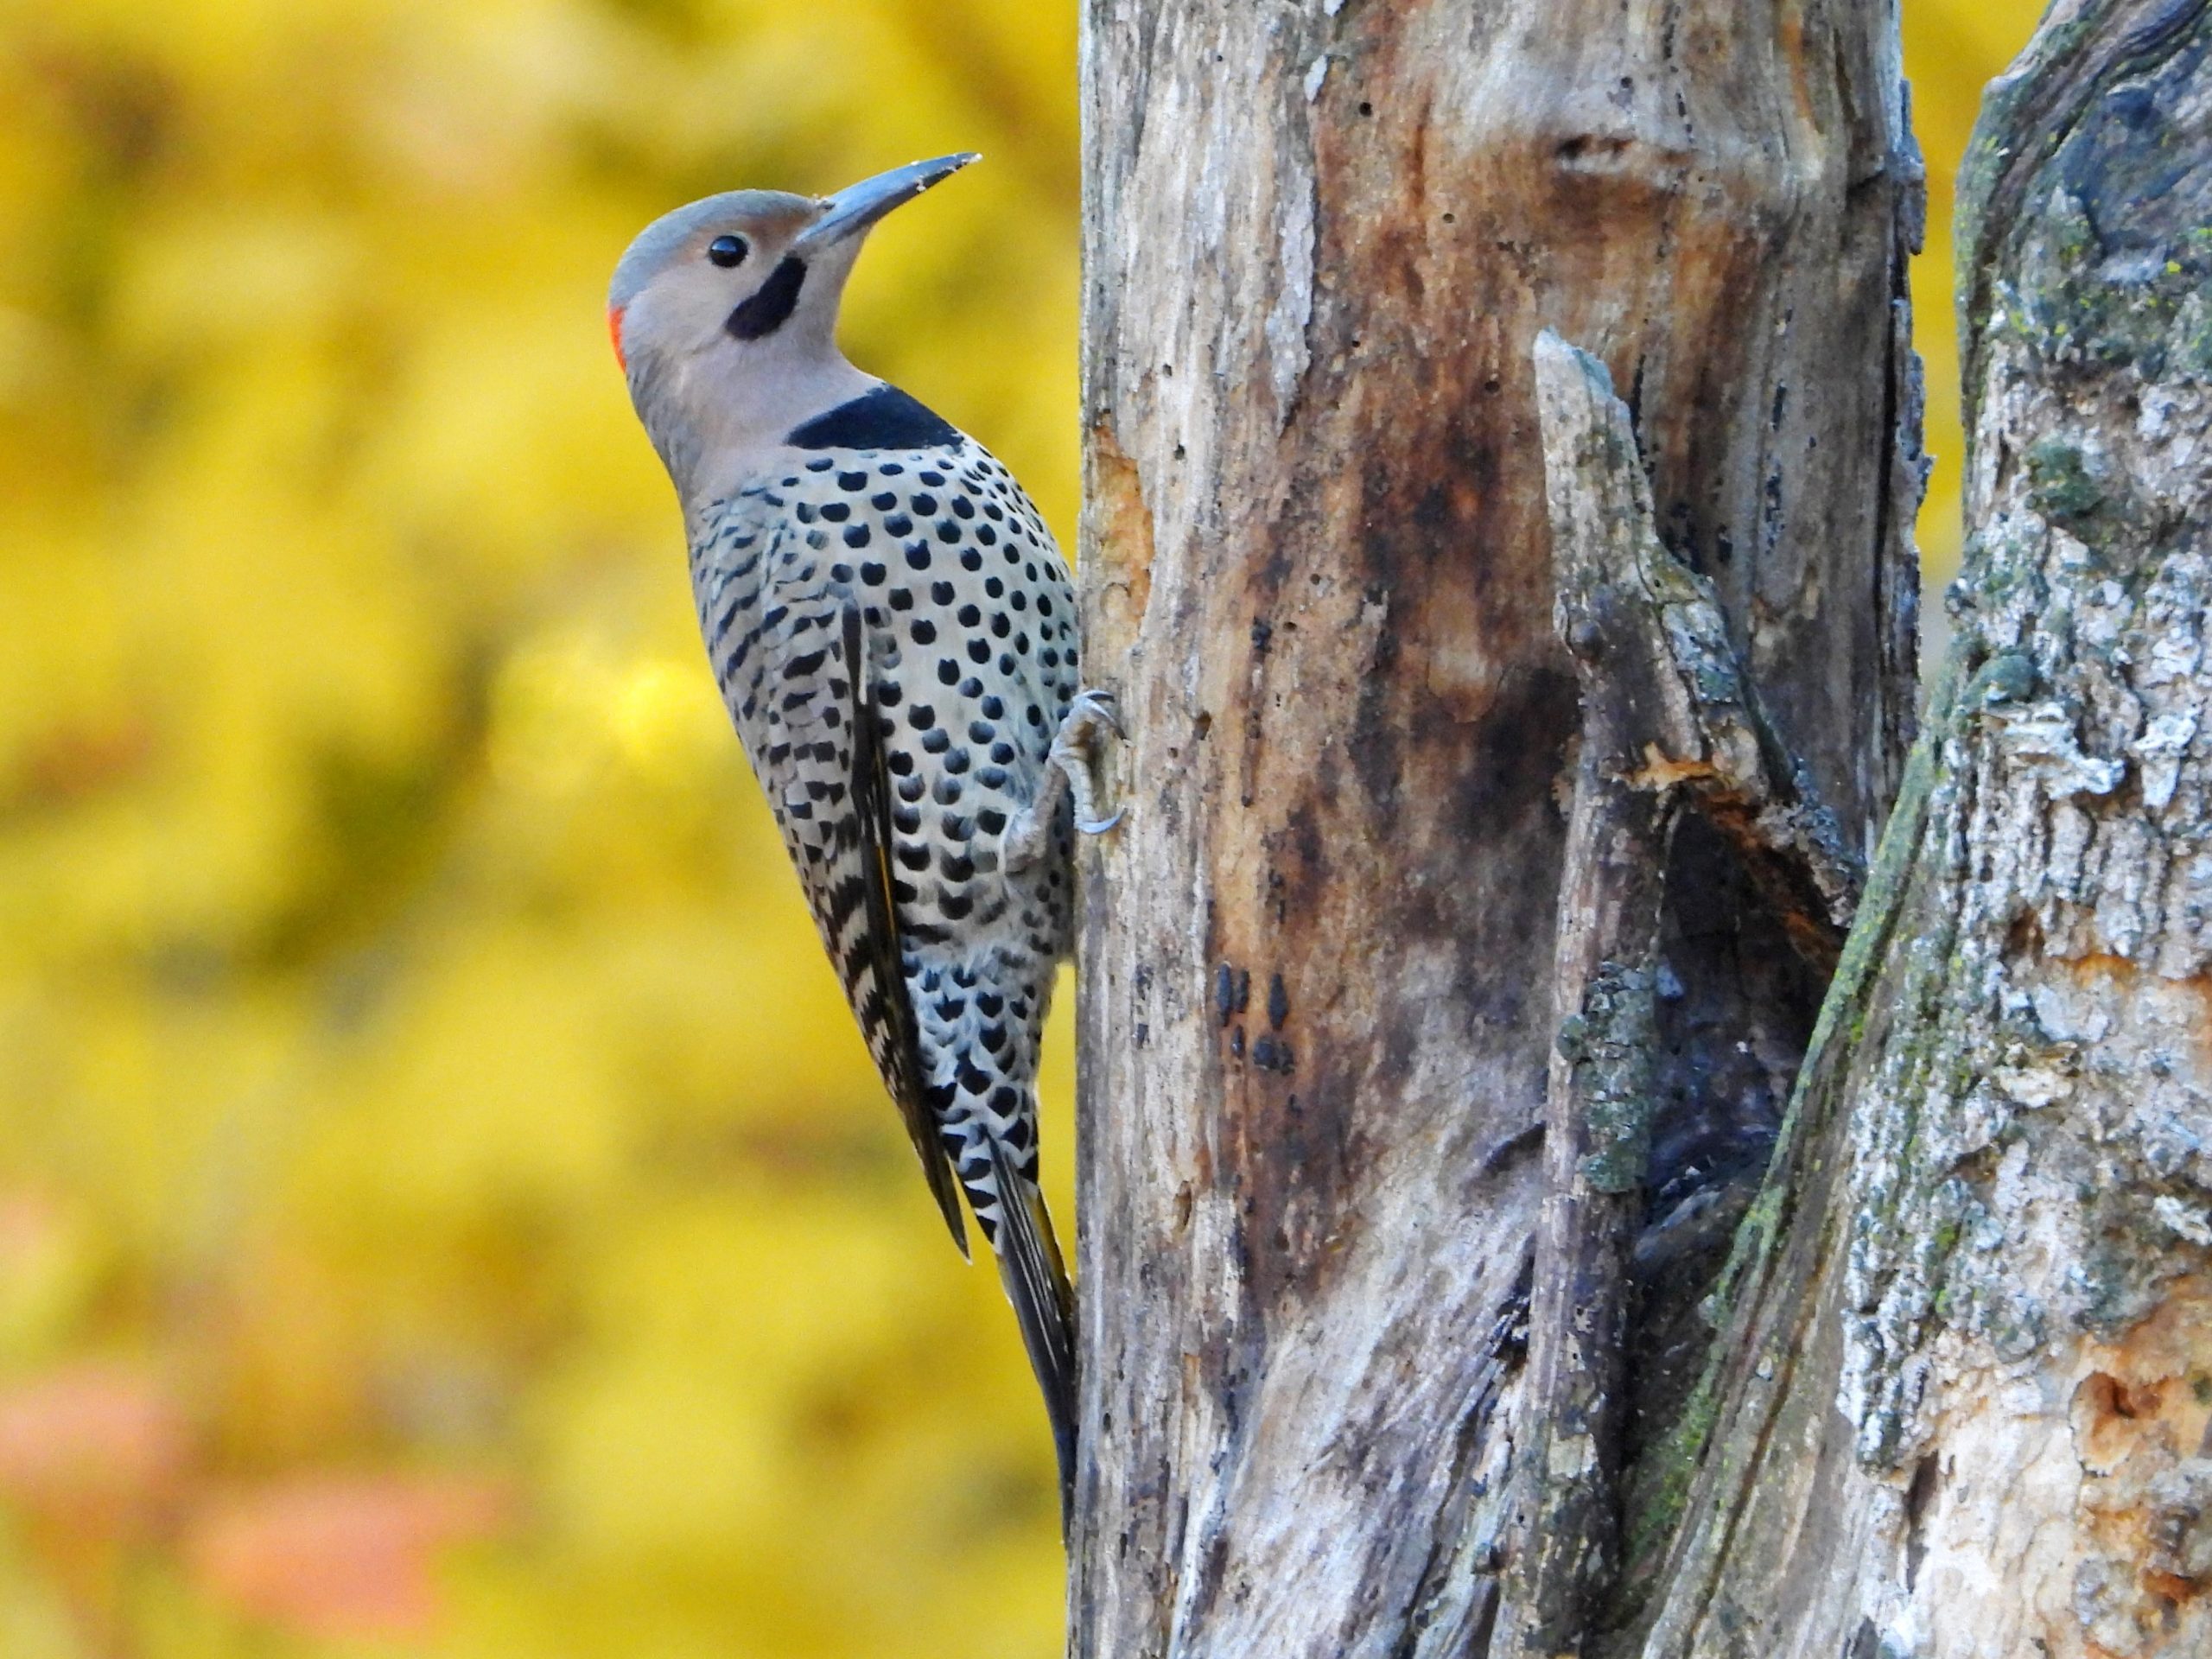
[607,154,1114,1515]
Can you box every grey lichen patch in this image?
[2024,438,2112,529]
[2147,1459,2212,1585]
[2075,1185,2190,1336]
[1966,649,2039,709]
[1986,696,2130,798]
[1997,191,2199,384]
[1754,767,1865,931]
[1558,962,1659,1196]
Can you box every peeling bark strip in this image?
[1637,5,2212,1656]
[1502,335,1877,1655]
[1073,3,1921,1655]
[1504,339,1682,1655]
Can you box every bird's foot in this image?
[1003,688,1124,875]
[1056,689,1125,835]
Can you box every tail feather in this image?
[985,1135,1077,1529]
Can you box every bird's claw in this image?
[1003,688,1126,876]
[1052,688,1124,838]
[1083,690,1126,741]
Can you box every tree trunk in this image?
[1635,4,2212,1654]
[1071,1,1923,1654]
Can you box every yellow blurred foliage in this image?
[0,3,2035,1654]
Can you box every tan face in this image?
[607,154,978,382]
[607,197,820,375]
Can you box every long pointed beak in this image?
[792,153,980,253]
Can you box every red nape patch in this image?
[607,305,627,372]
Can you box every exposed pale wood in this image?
[1071,3,1923,1654]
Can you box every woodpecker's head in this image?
[609,152,977,512]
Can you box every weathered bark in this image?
[1072,2,1923,1654]
[1503,339,1688,1653]
[1500,334,1868,1652]
[1632,4,2212,1655]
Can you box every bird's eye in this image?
[707,234,749,269]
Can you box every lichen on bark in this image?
[1639,7,2212,1654]
[1560,965,1661,1198]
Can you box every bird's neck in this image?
[650,346,880,535]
